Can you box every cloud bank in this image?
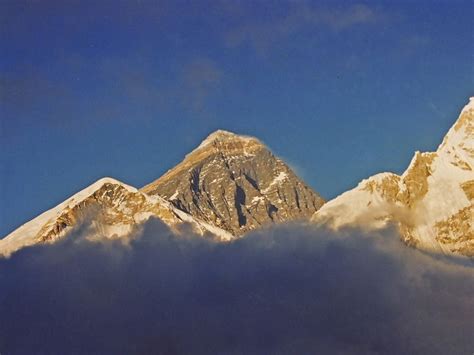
[0,219,473,354]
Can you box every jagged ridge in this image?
[0,178,233,257]
[313,97,474,256]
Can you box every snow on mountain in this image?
[313,98,474,256]
[0,177,232,257]
[3,98,471,258]
[1,129,319,257]
[141,130,325,236]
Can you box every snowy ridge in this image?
[0,178,135,256]
[172,208,234,241]
[3,98,472,257]
[0,177,233,257]
[141,190,234,241]
[312,97,474,256]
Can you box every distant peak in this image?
[456,96,474,117]
[436,97,473,154]
[93,177,123,185]
[464,97,474,111]
[88,177,137,193]
[452,97,473,130]
[196,129,261,150]
[208,129,237,138]
[202,129,238,143]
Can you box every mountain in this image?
[2,99,472,258]
[313,98,474,256]
[0,131,322,257]
[141,130,325,236]
[0,178,232,257]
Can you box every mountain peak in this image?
[196,129,261,151]
[89,177,137,192]
[438,96,473,154]
[467,96,474,106]
[458,96,474,119]
[0,175,233,257]
[142,130,324,235]
[206,129,237,139]
[313,97,474,256]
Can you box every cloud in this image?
[179,58,223,112]
[225,4,382,55]
[0,219,473,354]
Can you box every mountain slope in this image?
[313,98,474,256]
[142,130,325,235]
[0,177,232,257]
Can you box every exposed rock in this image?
[0,178,232,257]
[142,130,325,236]
[313,98,474,256]
[435,206,473,256]
[35,182,180,243]
[3,98,472,258]
[0,130,323,257]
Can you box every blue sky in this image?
[1,0,472,236]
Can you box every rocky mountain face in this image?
[141,130,325,236]
[0,178,233,257]
[2,99,472,258]
[313,98,474,256]
[0,131,322,257]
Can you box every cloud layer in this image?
[0,219,473,354]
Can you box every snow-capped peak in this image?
[437,97,474,157]
[464,96,474,111]
[313,97,474,256]
[0,175,234,257]
[195,129,261,151]
[41,177,137,217]
[72,177,137,197]
[142,129,324,236]
[0,177,138,254]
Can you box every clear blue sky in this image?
[1,0,472,236]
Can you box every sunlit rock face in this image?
[3,99,472,258]
[34,181,181,244]
[0,130,322,257]
[142,130,325,236]
[0,178,233,257]
[313,98,474,256]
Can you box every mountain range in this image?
[1,98,472,257]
